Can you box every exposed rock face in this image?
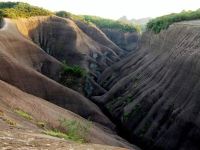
[101,28,139,51]
[0,18,113,129]
[0,18,139,149]
[15,16,125,78]
[15,16,133,97]
[94,22,200,150]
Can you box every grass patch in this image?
[14,109,33,120]
[44,118,92,143]
[3,118,16,126]
[44,119,92,143]
[59,63,87,91]
[36,121,46,128]
[44,130,69,140]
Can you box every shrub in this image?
[62,65,86,78]
[82,15,136,32]
[59,63,86,91]
[36,121,46,128]
[0,2,18,9]
[3,117,16,126]
[56,11,71,18]
[147,9,200,33]
[44,119,92,143]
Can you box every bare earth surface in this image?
[92,20,200,150]
[0,18,140,150]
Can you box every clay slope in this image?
[0,18,138,149]
[0,79,133,149]
[15,16,125,79]
[95,21,200,150]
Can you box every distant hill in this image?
[118,16,151,25]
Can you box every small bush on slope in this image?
[44,119,92,143]
[147,9,200,33]
[61,65,86,78]
[59,63,87,92]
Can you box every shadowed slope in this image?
[0,18,114,128]
[94,21,200,150]
[101,28,139,51]
[15,16,125,77]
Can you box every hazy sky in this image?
[2,0,200,19]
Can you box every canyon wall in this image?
[94,22,200,150]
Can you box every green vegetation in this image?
[3,117,16,126]
[56,11,137,32]
[62,65,86,78]
[14,109,33,120]
[36,121,46,128]
[59,118,91,143]
[59,63,86,91]
[45,119,92,143]
[44,130,69,140]
[0,110,16,126]
[82,15,137,32]
[147,9,200,33]
[0,2,52,19]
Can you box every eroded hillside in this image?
[0,17,140,150]
[93,21,200,150]
[3,2,200,150]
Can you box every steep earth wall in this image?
[94,22,200,150]
[15,16,124,77]
[15,16,135,96]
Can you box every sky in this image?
[1,0,200,20]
